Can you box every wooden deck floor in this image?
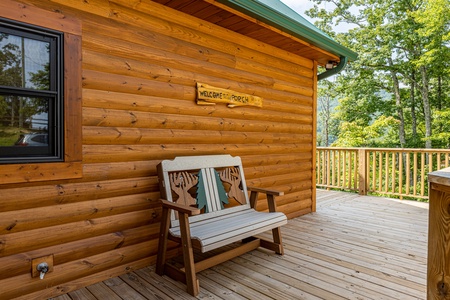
[51,190,429,300]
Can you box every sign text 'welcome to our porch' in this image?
[196,82,263,108]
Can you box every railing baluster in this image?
[429,152,433,173]
[371,151,376,192]
[356,150,362,191]
[322,150,326,186]
[385,151,389,193]
[421,153,425,197]
[344,150,347,189]
[349,150,352,189]
[399,151,403,199]
[378,151,382,191]
[337,150,341,188]
[326,150,331,190]
[406,152,410,196]
[446,153,449,168]
[391,152,396,194]
[316,149,320,184]
[413,152,418,197]
[330,150,336,186]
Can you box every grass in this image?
[0,126,23,146]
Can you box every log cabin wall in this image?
[0,0,317,298]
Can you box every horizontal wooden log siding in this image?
[316,147,450,200]
[0,0,316,298]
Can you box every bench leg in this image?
[272,227,284,255]
[179,212,199,296]
[156,206,171,275]
[267,194,284,254]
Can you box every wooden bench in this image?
[155,154,287,296]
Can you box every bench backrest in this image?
[157,155,250,227]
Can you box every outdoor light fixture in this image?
[325,61,338,70]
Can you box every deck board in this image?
[85,283,122,300]
[50,190,428,299]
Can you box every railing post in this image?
[358,148,367,195]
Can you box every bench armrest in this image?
[160,199,201,216]
[247,186,284,211]
[247,186,284,196]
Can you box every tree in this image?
[307,0,450,149]
[317,80,339,146]
[413,0,450,147]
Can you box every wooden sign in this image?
[196,82,262,108]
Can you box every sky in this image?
[280,0,356,33]
[280,0,316,21]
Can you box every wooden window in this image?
[0,0,82,184]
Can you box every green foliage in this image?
[333,116,399,147]
[411,0,450,70]
[307,0,450,149]
[0,95,7,117]
[29,64,50,90]
[429,109,450,148]
[0,125,21,146]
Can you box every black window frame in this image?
[0,18,64,164]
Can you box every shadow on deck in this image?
[51,190,428,300]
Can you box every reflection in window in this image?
[0,32,50,90]
[0,19,62,163]
[0,96,49,148]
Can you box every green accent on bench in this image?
[214,169,229,208]
[196,169,229,212]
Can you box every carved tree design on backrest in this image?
[169,171,198,206]
[196,169,229,213]
[219,167,246,205]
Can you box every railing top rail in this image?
[316,147,360,151]
[317,147,450,153]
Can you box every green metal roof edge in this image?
[217,0,358,61]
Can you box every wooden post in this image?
[312,60,318,212]
[427,168,450,299]
[358,148,367,195]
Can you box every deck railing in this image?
[316,147,450,200]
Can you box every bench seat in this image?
[169,207,287,252]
